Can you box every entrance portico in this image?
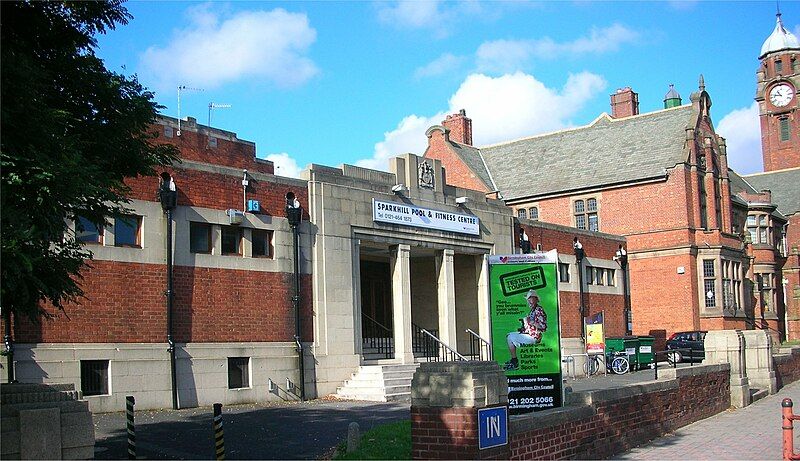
[305,153,513,397]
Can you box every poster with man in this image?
[489,250,562,415]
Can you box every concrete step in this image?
[751,388,769,402]
[335,363,419,402]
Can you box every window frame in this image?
[517,208,527,219]
[558,262,570,283]
[227,357,251,390]
[573,197,598,231]
[221,226,242,256]
[702,259,716,309]
[114,215,142,248]
[529,206,539,221]
[80,359,110,396]
[76,216,104,245]
[190,222,212,254]
[251,229,274,259]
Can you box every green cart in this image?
[606,336,640,370]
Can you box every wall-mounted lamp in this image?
[573,237,584,262]
[455,196,469,205]
[520,228,531,254]
[391,184,407,194]
[158,172,177,211]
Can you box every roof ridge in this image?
[745,166,800,177]
[478,104,692,149]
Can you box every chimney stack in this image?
[610,87,639,118]
[442,109,473,145]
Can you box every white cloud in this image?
[716,102,763,175]
[266,152,304,178]
[476,24,639,73]
[140,5,318,92]
[414,53,467,79]
[356,71,606,171]
[376,1,487,37]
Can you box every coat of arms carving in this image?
[418,161,435,189]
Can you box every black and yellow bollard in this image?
[126,395,136,459]
[213,403,225,460]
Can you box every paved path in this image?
[619,380,800,460]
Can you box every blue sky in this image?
[96,1,800,177]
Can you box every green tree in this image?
[1,1,178,322]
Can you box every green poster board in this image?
[488,250,562,414]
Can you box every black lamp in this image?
[285,191,302,227]
[158,172,177,211]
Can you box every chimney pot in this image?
[610,87,639,118]
[441,109,473,145]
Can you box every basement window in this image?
[228,357,250,389]
[80,360,110,396]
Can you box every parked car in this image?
[665,331,707,363]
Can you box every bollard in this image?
[783,398,800,461]
[346,422,360,453]
[213,403,225,460]
[126,395,136,460]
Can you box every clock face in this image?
[769,84,795,107]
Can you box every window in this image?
[780,118,790,142]
[757,273,776,313]
[114,215,141,247]
[164,126,174,138]
[558,263,570,283]
[190,222,211,254]
[722,260,733,310]
[208,136,218,148]
[776,60,784,73]
[595,267,604,286]
[517,208,527,219]
[703,259,716,308]
[221,226,242,255]
[574,198,598,231]
[747,213,771,245]
[586,265,593,285]
[529,207,539,221]
[606,268,615,287]
[76,216,103,244]
[80,360,110,396]
[228,357,250,389]
[252,230,273,258]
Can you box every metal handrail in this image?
[653,348,693,379]
[420,328,467,362]
[412,322,438,357]
[465,328,492,361]
[361,313,394,360]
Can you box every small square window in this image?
[595,268,604,285]
[222,226,242,255]
[703,259,715,278]
[747,215,756,226]
[164,126,174,138]
[529,207,539,221]
[114,215,141,248]
[208,136,218,148]
[588,214,599,232]
[81,360,110,396]
[77,216,103,244]
[228,357,250,389]
[574,200,585,214]
[606,269,615,286]
[252,230,273,258]
[517,208,527,219]
[587,198,597,212]
[558,263,570,283]
[190,222,211,254]
[576,215,586,230]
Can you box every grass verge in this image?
[333,420,411,460]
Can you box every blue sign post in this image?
[478,406,508,450]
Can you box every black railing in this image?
[653,348,693,379]
[465,328,492,361]
[412,322,439,359]
[362,313,394,360]
[413,325,466,362]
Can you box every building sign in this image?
[585,311,605,355]
[478,406,508,450]
[489,250,562,415]
[372,199,480,236]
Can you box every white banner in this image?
[372,199,480,236]
[488,250,558,265]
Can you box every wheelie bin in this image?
[636,336,656,370]
[605,336,640,370]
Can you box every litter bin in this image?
[636,336,656,370]
[605,336,640,370]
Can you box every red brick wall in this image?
[785,214,800,340]
[424,128,490,192]
[13,261,313,344]
[411,406,506,460]
[508,369,729,460]
[630,253,699,337]
[775,349,800,388]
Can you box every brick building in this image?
[424,12,800,343]
[2,114,626,409]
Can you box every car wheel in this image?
[667,350,682,365]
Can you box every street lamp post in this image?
[285,192,305,401]
[574,237,586,340]
[158,172,179,410]
[615,245,631,336]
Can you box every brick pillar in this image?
[442,110,473,145]
[411,361,509,459]
[704,330,750,408]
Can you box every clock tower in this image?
[756,12,800,172]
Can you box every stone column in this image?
[742,330,778,394]
[436,249,457,348]
[391,244,414,364]
[703,329,750,408]
[476,255,491,341]
[411,361,509,459]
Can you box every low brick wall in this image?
[508,364,730,460]
[775,346,800,388]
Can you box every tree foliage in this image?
[1,1,178,322]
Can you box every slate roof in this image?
[744,168,800,216]
[477,105,695,201]
[728,169,758,195]
[448,141,496,191]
